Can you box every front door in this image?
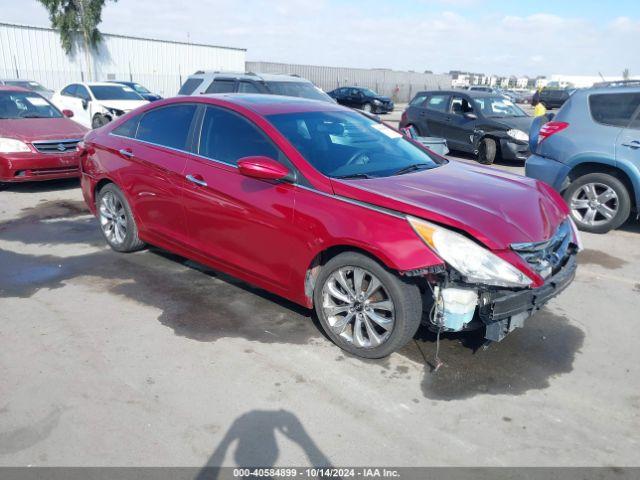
[181,105,298,289]
[443,95,477,152]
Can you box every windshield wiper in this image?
[392,163,432,176]
[335,173,373,179]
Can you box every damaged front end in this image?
[408,217,581,343]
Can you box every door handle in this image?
[118,148,133,158]
[186,174,207,187]
[622,140,640,149]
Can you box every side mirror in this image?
[238,156,290,181]
[464,112,477,120]
[62,109,74,118]
[81,99,89,110]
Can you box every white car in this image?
[51,82,149,129]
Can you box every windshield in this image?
[131,83,151,94]
[0,91,61,119]
[361,88,378,96]
[473,97,527,117]
[89,85,144,101]
[266,82,333,103]
[267,110,441,178]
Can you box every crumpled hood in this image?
[0,118,88,142]
[98,100,149,112]
[331,160,569,250]
[493,115,534,133]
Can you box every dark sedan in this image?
[107,81,162,102]
[328,87,394,114]
[400,90,533,164]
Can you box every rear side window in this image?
[198,106,279,166]
[589,93,640,128]
[136,104,197,150]
[205,80,236,94]
[410,94,428,106]
[178,78,203,95]
[238,81,261,93]
[425,94,450,112]
[112,115,141,138]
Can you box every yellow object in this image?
[534,103,547,117]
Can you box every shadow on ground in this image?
[0,200,585,401]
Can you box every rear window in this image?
[136,104,197,150]
[589,92,640,128]
[425,94,450,112]
[178,78,204,95]
[410,93,428,106]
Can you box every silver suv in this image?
[177,71,333,103]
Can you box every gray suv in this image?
[177,71,333,103]
[526,85,640,233]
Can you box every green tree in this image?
[36,0,117,80]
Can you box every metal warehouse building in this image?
[0,22,246,97]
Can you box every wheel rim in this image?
[570,182,619,227]
[321,266,395,349]
[363,104,372,113]
[99,192,127,245]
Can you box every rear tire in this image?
[477,137,497,164]
[563,172,631,233]
[96,183,145,252]
[314,252,422,359]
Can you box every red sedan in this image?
[80,94,581,358]
[0,86,87,187]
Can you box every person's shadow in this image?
[196,409,333,480]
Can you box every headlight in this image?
[0,138,31,153]
[408,216,533,288]
[106,107,125,116]
[372,99,382,105]
[507,129,529,142]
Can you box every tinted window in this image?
[425,94,450,112]
[178,78,204,95]
[136,104,196,150]
[589,93,640,128]
[267,110,440,179]
[112,115,141,138]
[410,93,428,106]
[451,96,473,115]
[238,81,261,93]
[205,80,236,94]
[89,85,142,100]
[198,106,279,166]
[76,85,91,100]
[62,84,77,96]
[0,91,61,119]
[266,82,333,102]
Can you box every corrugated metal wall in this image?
[247,61,451,102]
[0,22,246,97]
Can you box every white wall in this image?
[0,22,246,97]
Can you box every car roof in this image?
[581,85,640,95]
[188,71,311,83]
[0,85,30,92]
[415,90,503,99]
[198,93,345,115]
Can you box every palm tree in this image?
[37,0,117,80]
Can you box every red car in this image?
[0,86,87,187]
[80,94,581,358]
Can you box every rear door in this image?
[418,93,451,137]
[612,92,640,176]
[181,105,298,288]
[120,103,199,246]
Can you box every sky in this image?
[1,0,639,77]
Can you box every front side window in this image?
[198,106,279,166]
[89,85,143,101]
[131,83,150,94]
[451,96,474,115]
[425,94,450,112]
[205,80,236,94]
[178,78,203,95]
[589,93,640,128]
[136,104,197,150]
[0,91,62,119]
[267,110,441,179]
[410,93,428,106]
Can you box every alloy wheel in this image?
[570,182,619,227]
[321,266,395,348]
[99,191,127,245]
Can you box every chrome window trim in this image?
[32,138,83,145]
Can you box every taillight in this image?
[538,121,569,143]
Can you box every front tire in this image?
[563,172,631,233]
[92,114,110,129]
[477,137,497,164]
[362,103,373,113]
[314,252,422,359]
[97,184,145,252]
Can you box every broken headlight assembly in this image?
[407,216,533,288]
